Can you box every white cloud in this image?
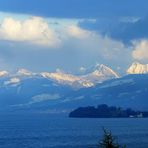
[0,15,129,57]
[0,13,133,73]
[67,27,131,61]
[132,40,148,60]
[66,25,93,39]
[0,17,61,47]
[31,94,60,103]
[0,16,96,48]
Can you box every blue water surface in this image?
[0,114,148,148]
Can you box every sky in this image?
[0,0,148,74]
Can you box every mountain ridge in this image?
[1,62,148,88]
[0,72,148,114]
[1,62,148,89]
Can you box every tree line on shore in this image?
[69,104,148,118]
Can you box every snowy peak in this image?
[4,77,20,85]
[41,71,80,83]
[82,64,119,84]
[127,62,148,74]
[93,64,119,78]
[41,64,119,88]
[17,68,33,76]
[0,71,8,77]
[0,64,119,89]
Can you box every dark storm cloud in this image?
[79,17,148,43]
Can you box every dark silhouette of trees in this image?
[99,129,119,148]
[98,128,126,148]
[69,104,147,118]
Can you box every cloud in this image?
[0,17,61,47]
[0,14,133,74]
[60,26,132,74]
[132,40,148,60]
[31,94,60,103]
[0,16,99,48]
[66,25,93,39]
[79,17,148,44]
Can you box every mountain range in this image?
[0,62,148,114]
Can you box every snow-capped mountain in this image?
[127,62,148,74]
[41,70,94,88]
[4,77,20,86]
[41,64,119,88]
[0,69,37,87]
[82,64,119,84]
[0,64,148,114]
[0,64,119,89]
[0,71,8,77]
[17,68,34,76]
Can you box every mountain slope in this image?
[65,74,148,111]
[1,65,148,114]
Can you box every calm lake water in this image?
[0,114,148,148]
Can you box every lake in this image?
[0,114,148,148]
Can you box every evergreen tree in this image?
[98,128,125,148]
